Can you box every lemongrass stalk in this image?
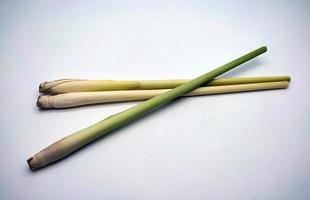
[40,76,290,95]
[27,46,267,170]
[37,81,289,109]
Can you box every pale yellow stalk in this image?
[37,81,289,108]
[40,76,290,94]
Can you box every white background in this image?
[0,1,309,199]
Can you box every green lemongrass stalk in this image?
[39,76,290,95]
[37,81,289,109]
[27,46,267,170]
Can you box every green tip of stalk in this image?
[259,46,267,53]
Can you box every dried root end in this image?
[27,157,36,171]
[39,82,48,93]
[37,95,53,109]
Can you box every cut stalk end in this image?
[27,157,37,171]
[39,82,46,93]
[37,95,52,109]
